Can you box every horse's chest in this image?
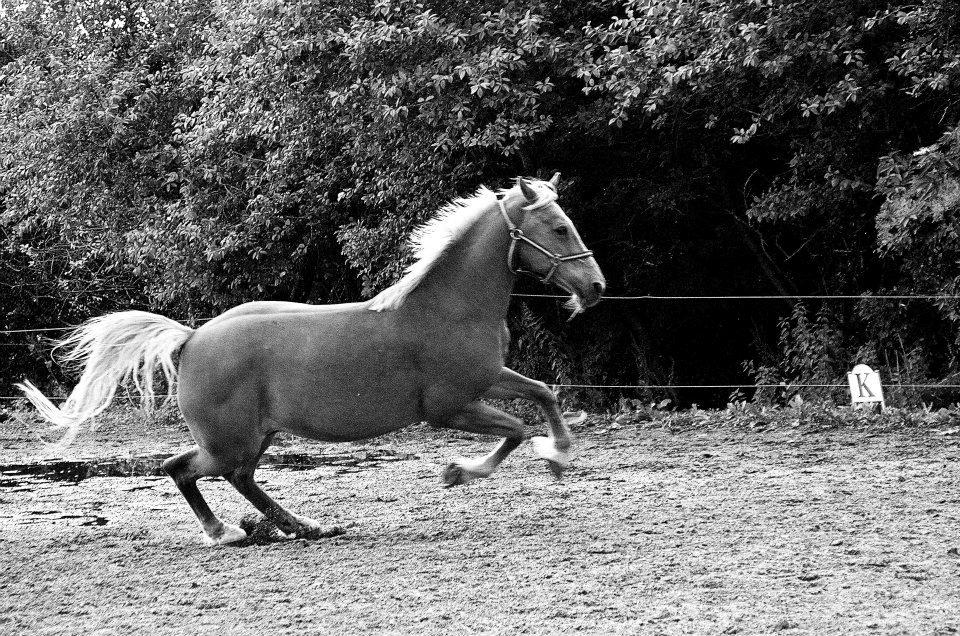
[417,323,502,376]
[414,325,503,422]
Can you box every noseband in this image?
[496,193,594,284]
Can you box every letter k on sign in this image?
[847,364,885,408]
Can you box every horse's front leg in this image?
[482,367,586,478]
[434,401,530,487]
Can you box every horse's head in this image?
[501,173,606,312]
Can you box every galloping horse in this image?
[18,175,606,545]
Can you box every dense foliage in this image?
[2,0,960,406]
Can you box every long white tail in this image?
[16,311,195,446]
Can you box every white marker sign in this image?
[847,364,885,408]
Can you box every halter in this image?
[496,191,594,284]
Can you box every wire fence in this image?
[4,292,960,335]
[553,383,960,389]
[2,382,959,403]
[0,394,176,401]
[3,293,960,401]
[514,293,960,300]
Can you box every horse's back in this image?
[204,299,367,328]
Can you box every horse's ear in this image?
[517,178,538,203]
[549,172,560,188]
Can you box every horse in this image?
[17,174,606,545]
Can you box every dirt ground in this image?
[1,410,959,635]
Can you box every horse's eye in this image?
[554,226,569,237]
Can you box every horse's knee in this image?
[495,411,530,441]
[535,380,556,399]
[531,382,560,410]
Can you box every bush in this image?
[4,0,960,407]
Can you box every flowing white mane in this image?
[368,179,557,311]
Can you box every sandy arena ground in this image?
[0,411,959,635]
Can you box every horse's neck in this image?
[404,201,515,324]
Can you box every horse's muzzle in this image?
[583,280,605,307]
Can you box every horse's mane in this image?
[368,179,555,311]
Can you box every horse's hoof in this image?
[531,436,570,479]
[441,462,473,487]
[531,436,571,464]
[203,522,248,546]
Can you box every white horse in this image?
[18,175,606,545]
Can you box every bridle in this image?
[496,191,594,285]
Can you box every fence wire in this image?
[2,383,960,402]
[4,294,960,399]
[4,293,960,335]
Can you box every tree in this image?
[4,0,960,406]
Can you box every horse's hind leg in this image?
[434,401,530,487]
[224,435,345,539]
[162,448,247,545]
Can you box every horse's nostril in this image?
[592,282,605,296]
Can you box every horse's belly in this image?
[275,393,421,442]
[264,360,423,442]
[281,414,413,443]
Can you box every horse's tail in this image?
[16,311,195,446]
